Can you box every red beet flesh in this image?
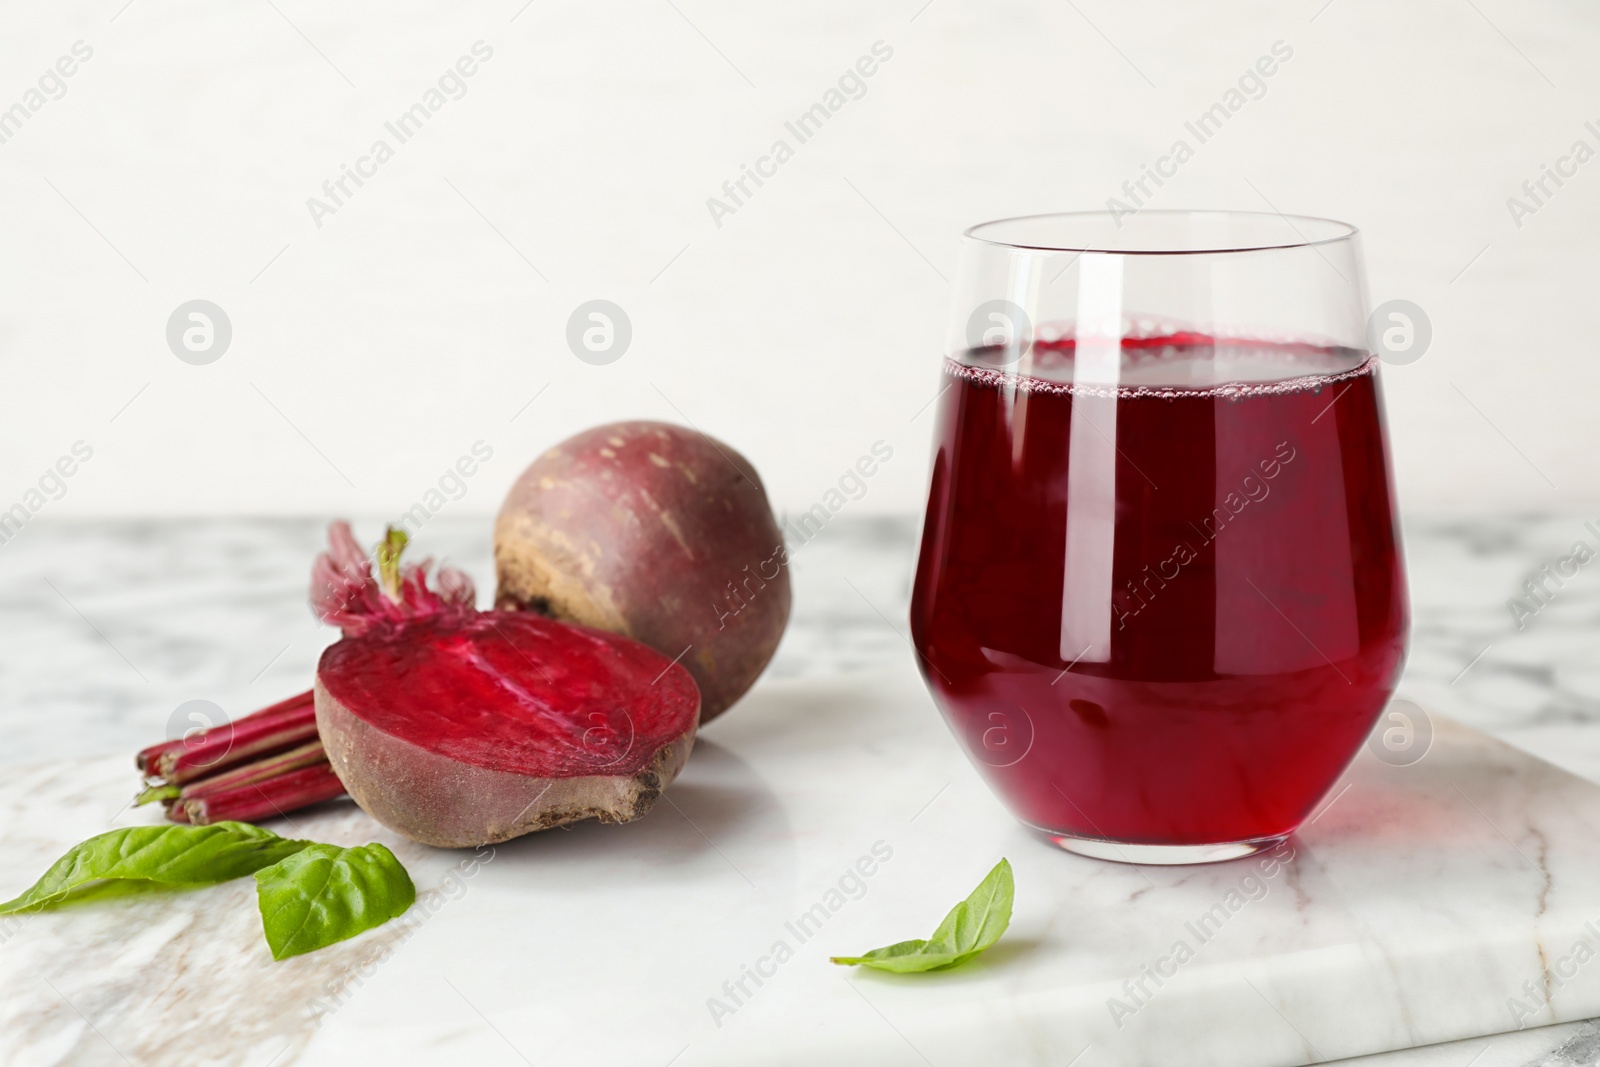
[311,522,699,847]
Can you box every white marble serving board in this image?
[1,663,1597,1067]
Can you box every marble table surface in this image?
[3,513,1600,1065]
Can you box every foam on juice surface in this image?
[948,337,1377,400]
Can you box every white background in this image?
[1,0,1596,522]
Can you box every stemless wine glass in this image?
[910,210,1408,864]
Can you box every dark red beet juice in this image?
[911,338,1407,848]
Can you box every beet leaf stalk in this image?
[136,690,348,826]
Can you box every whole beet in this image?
[495,421,790,723]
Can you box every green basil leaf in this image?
[0,822,312,914]
[830,939,965,971]
[831,858,1013,973]
[254,842,415,961]
[925,857,1013,958]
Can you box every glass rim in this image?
[963,209,1359,256]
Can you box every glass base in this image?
[1035,829,1290,866]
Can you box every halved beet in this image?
[311,522,699,848]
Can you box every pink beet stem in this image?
[135,738,183,775]
[179,763,347,826]
[156,691,318,785]
[178,740,329,802]
[136,690,315,774]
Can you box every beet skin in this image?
[494,421,790,723]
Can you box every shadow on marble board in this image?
[1310,716,1590,851]
[470,736,791,877]
[705,667,944,755]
